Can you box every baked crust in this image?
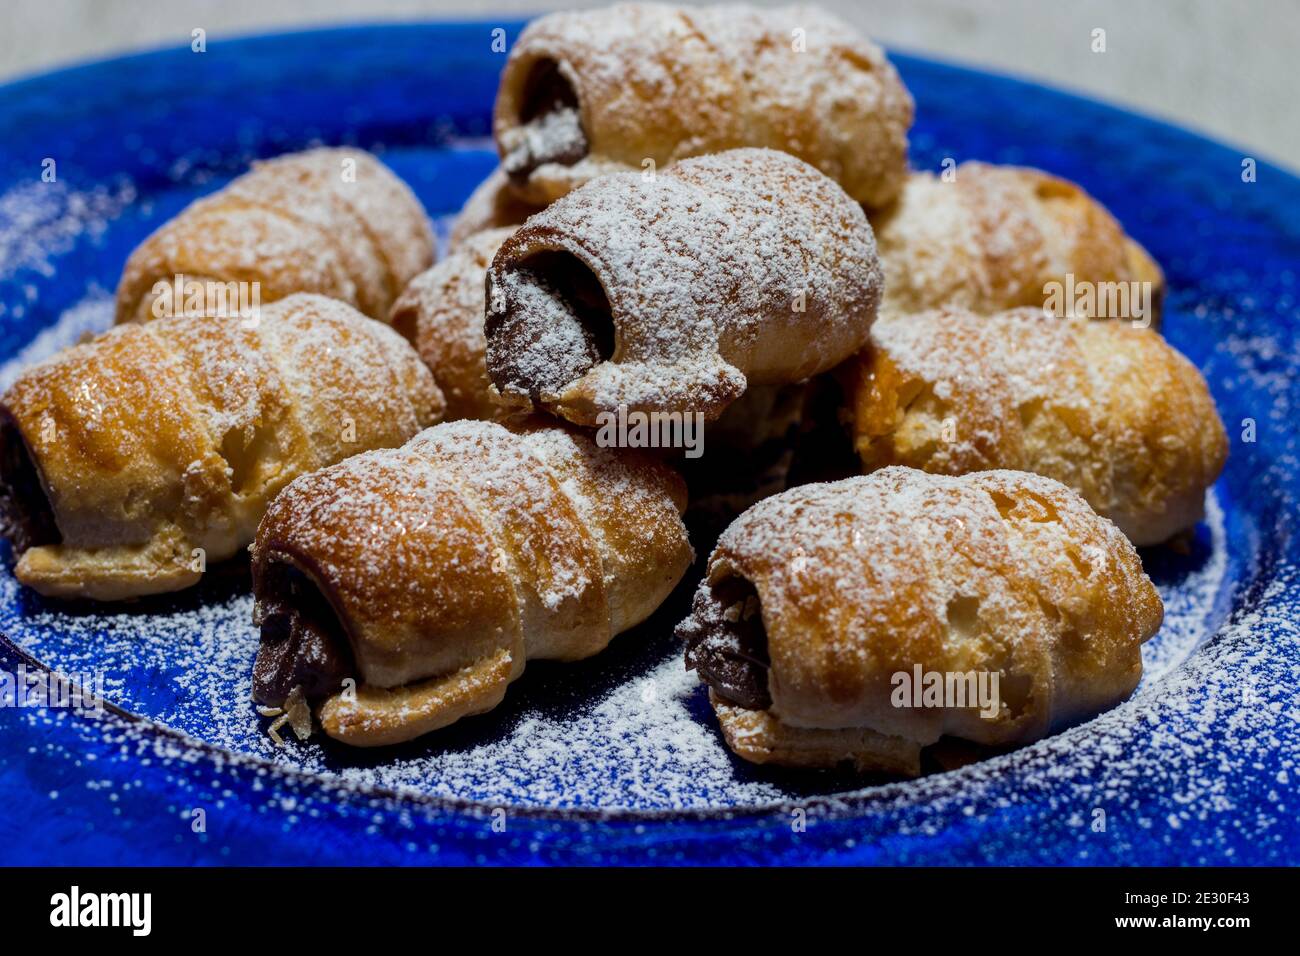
[446,168,541,251]
[115,148,433,324]
[871,163,1165,323]
[711,691,922,776]
[494,3,913,208]
[251,419,693,747]
[847,308,1228,544]
[0,294,443,600]
[390,227,517,421]
[681,467,1163,772]
[484,148,882,425]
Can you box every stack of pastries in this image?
[0,3,1227,776]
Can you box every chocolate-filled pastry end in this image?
[678,467,1164,775]
[484,148,882,425]
[499,57,590,184]
[250,419,693,747]
[252,559,356,709]
[494,3,913,207]
[0,412,61,556]
[680,574,772,711]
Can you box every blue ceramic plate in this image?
[0,22,1297,865]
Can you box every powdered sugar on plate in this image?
[0,179,135,282]
[0,483,1231,811]
[0,289,114,390]
[0,247,1254,815]
[1140,492,1229,680]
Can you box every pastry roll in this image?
[485,148,883,425]
[495,3,913,208]
[390,227,516,421]
[872,163,1164,324]
[446,168,541,251]
[116,147,434,324]
[250,419,693,747]
[0,294,443,600]
[846,308,1228,545]
[678,467,1163,775]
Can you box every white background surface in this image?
[1,0,1296,169]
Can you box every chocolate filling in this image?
[485,251,614,401]
[252,560,356,708]
[0,413,60,555]
[502,59,589,181]
[678,575,772,710]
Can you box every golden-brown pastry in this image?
[678,467,1163,775]
[115,148,434,324]
[250,419,693,747]
[390,227,516,421]
[446,168,541,251]
[0,294,443,600]
[495,3,913,208]
[485,148,882,425]
[846,307,1228,545]
[871,162,1164,324]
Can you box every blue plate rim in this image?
[1,19,1296,180]
[0,20,1295,861]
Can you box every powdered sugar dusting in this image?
[0,301,1234,809]
[0,486,1229,811]
[391,227,514,421]
[1141,492,1228,680]
[496,4,912,207]
[0,179,136,282]
[115,148,433,322]
[487,148,881,417]
[0,289,115,390]
[870,161,1162,325]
